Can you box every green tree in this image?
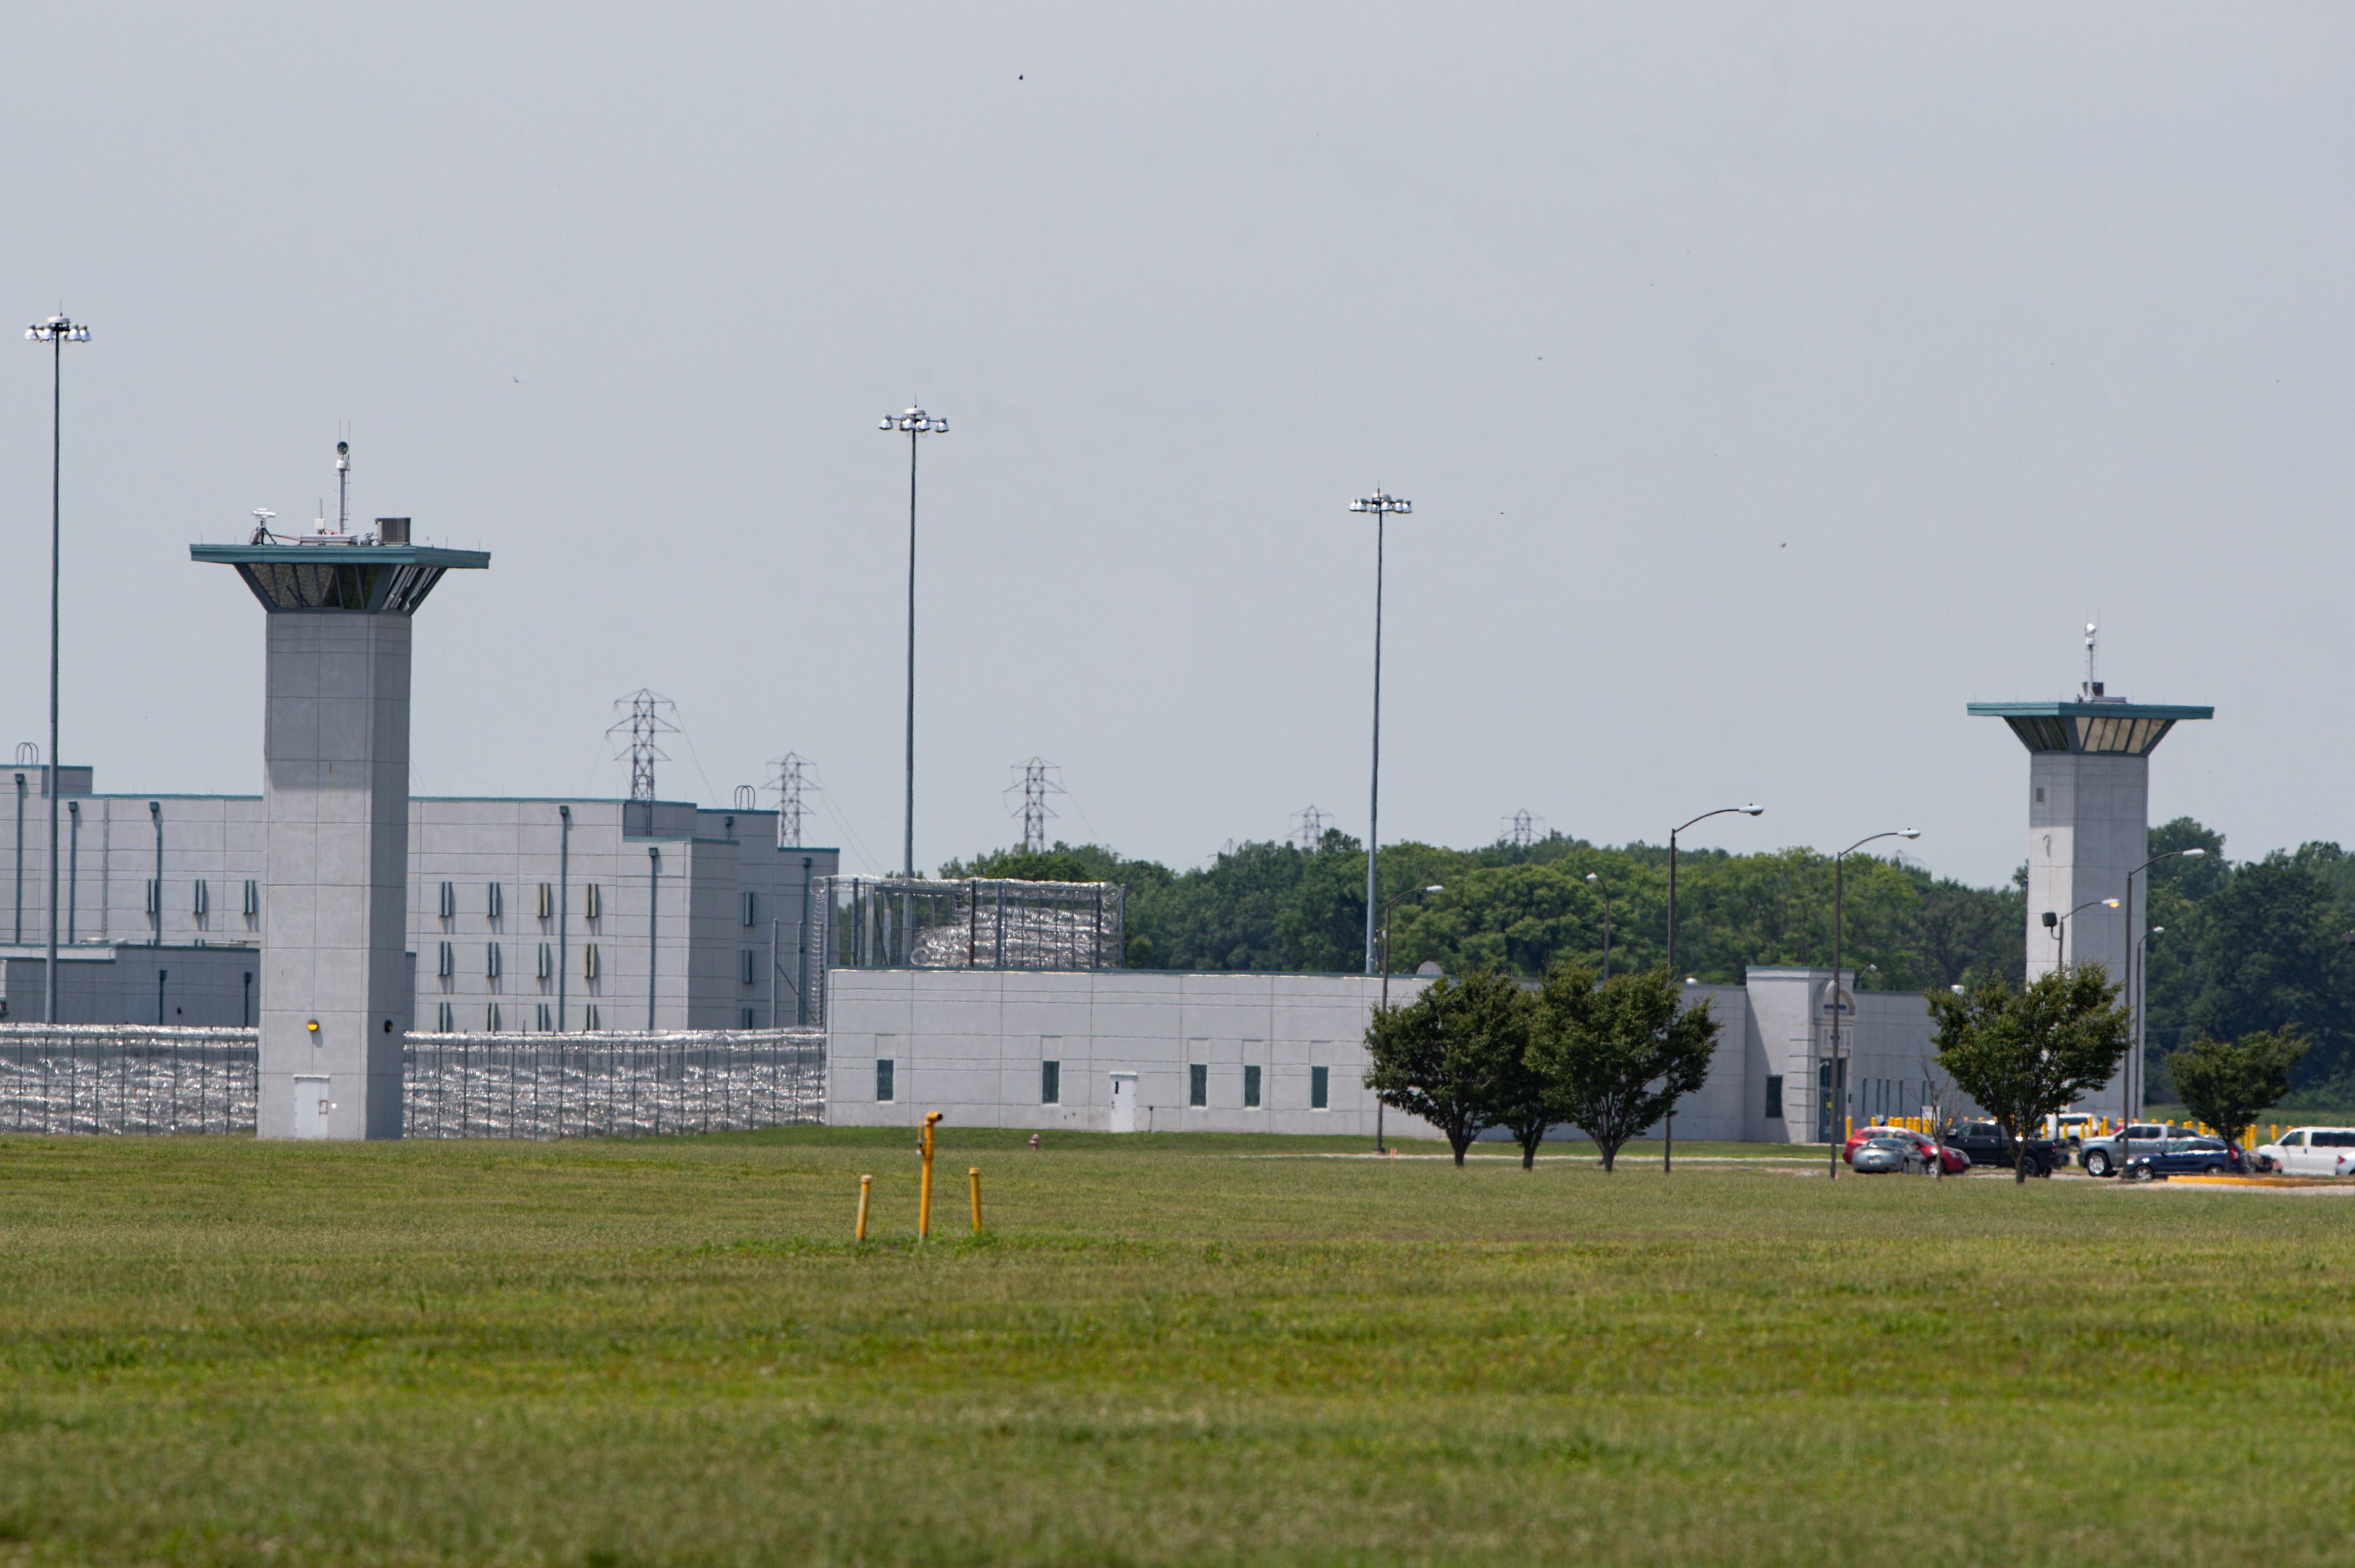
[1363,969,1526,1166]
[1530,965,1721,1172]
[1473,982,1560,1170]
[2166,1030,2308,1145]
[1928,968,2133,1183]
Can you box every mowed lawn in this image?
[0,1130,2350,1567]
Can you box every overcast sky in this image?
[2,5,2348,885]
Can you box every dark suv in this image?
[1943,1119,2063,1176]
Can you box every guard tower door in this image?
[294,1076,333,1139]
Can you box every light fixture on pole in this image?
[1828,828,1920,1178]
[1585,872,1610,980]
[1666,805,1763,976]
[1661,804,1763,1176]
[26,312,89,1026]
[2122,847,2205,1124]
[1346,489,1412,975]
[880,404,947,878]
[2049,895,2120,969]
[1374,882,1443,1154]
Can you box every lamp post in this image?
[2135,925,2164,1123]
[880,404,947,878]
[1347,489,1412,974]
[2122,847,2204,1125]
[1585,872,1609,980]
[1828,828,1920,1178]
[1663,805,1761,1176]
[1666,805,1763,976]
[27,312,89,1024]
[1374,882,1442,1154]
[2048,895,2120,970]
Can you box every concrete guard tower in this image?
[195,523,488,1138]
[1969,644,2210,996]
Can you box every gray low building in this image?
[824,963,1955,1143]
[0,776,838,1033]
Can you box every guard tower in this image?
[195,511,488,1139]
[1969,628,2210,1000]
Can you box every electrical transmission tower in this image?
[1291,805,1331,851]
[769,752,816,848]
[1504,809,1544,849]
[606,689,678,836]
[1007,758,1064,853]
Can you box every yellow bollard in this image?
[855,1174,872,1242]
[918,1110,943,1241]
[970,1167,983,1233]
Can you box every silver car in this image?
[1851,1136,1932,1174]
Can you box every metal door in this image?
[294,1076,332,1139]
[1815,1060,1847,1144]
[1108,1072,1137,1134]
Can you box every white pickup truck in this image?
[2248,1128,2355,1177]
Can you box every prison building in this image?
[0,773,837,1032]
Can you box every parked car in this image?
[2248,1127,2355,1177]
[1851,1137,1933,1174]
[1842,1125,1971,1174]
[1941,1119,2063,1176]
[2078,1122,2198,1178]
[2122,1137,2247,1179]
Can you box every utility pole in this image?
[607,690,677,839]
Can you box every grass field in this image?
[1,1128,2351,1567]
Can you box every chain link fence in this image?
[0,1026,826,1139]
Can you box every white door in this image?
[294,1076,333,1139]
[1108,1072,1137,1134]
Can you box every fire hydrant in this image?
[1029,1133,1040,1151]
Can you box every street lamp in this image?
[1659,805,1762,1176]
[1666,805,1762,975]
[1347,488,1411,974]
[1828,828,1920,1178]
[1374,882,1442,1154]
[2045,896,2120,969]
[880,404,947,877]
[1585,872,1610,980]
[2122,846,2204,1122]
[26,312,89,1026]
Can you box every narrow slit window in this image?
[536,882,554,920]
[436,941,454,978]
[584,884,602,921]
[584,944,600,980]
[243,879,260,917]
[192,879,209,916]
[876,1058,896,1102]
[1041,1060,1061,1105]
[1310,1066,1330,1110]
[536,942,553,980]
[1243,1064,1261,1108]
[486,942,502,979]
[439,881,455,920]
[1189,1063,1208,1107]
[486,1002,502,1032]
[487,883,504,921]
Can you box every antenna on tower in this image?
[335,437,350,533]
[605,689,678,837]
[1291,805,1331,851]
[1007,758,1064,853]
[768,752,816,848]
[2082,617,2102,699]
[1504,809,1543,849]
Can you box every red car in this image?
[1842,1125,1970,1175]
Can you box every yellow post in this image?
[855,1174,872,1241]
[969,1167,983,1233]
[918,1110,943,1240]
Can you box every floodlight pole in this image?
[1828,828,1918,1179]
[881,404,947,878]
[28,313,89,1024]
[1348,490,1411,975]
